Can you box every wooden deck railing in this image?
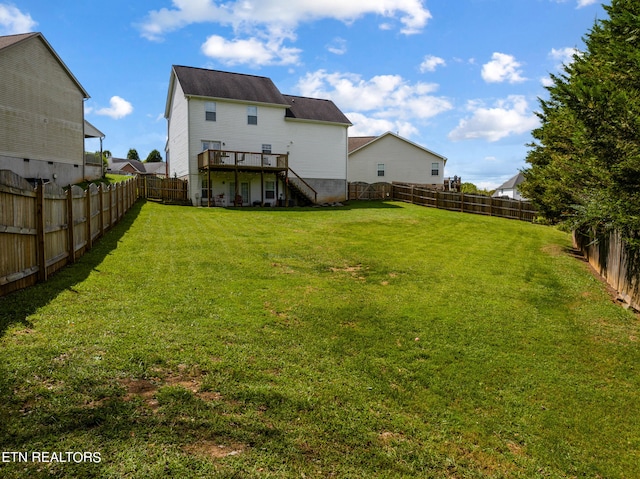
[198,149,288,170]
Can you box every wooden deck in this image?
[198,149,288,172]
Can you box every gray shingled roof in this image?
[0,32,38,51]
[495,172,525,190]
[284,95,351,125]
[348,136,377,153]
[172,65,290,106]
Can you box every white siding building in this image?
[165,66,351,206]
[348,132,447,188]
[0,32,102,185]
[349,132,447,188]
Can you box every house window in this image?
[205,102,216,121]
[247,106,258,125]
[431,162,439,176]
[262,144,272,154]
[202,140,221,151]
[265,181,276,200]
[377,164,385,177]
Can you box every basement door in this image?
[229,182,250,206]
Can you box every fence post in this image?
[460,192,464,213]
[36,180,47,282]
[98,184,104,237]
[67,188,75,264]
[86,186,92,250]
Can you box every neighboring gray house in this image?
[0,32,102,185]
[107,157,167,177]
[348,132,447,188]
[492,172,527,200]
[164,66,351,206]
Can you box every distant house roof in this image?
[108,158,166,176]
[166,66,350,126]
[284,95,351,125]
[143,162,167,176]
[348,132,447,163]
[495,172,525,191]
[171,65,289,107]
[0,32,90,99]
[348,136,377,153]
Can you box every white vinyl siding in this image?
[348,133,445,186]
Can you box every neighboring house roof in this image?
[108,158,167,175]
[143,162,167,176]
[0,32,90,99]
[171,65,289,107]
[348,136,377,153]
[494,172,525,191]
[348,131,447,164]
[284,95,351,125]
[84,120,105,139]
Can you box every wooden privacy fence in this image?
[348,182,393,200]
[392,183,537,222]
[0,170,139,297]
[573,228,640,311]
[136,176,189,204]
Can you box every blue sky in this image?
[1,0,604,188]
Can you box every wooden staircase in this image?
[279,168,318,205]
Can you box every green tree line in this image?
[521,0,640,245]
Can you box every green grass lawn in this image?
[0,201,638,478]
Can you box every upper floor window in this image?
[431,162,439,176]
[247,106,258,125]
[262,144,272,154]
[377,164,385,177]
[205,102,216,121]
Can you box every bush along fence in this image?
[0,170,139,297]
[350,182,537,222]
[573,228,640,311]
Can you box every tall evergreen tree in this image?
[521,0,640,240]
[145,149,163,163]
[127,148,140,161]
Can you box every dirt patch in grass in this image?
[183,440,245,459]
[330,264,367,280]
[117,370,222,410]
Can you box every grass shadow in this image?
[0,199,145,338]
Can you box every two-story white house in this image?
[164,66,352,206]
[348,132,447,188]
[0,32,103,186]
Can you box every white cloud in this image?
[481,52,526,84]
[419,55,446,73]
[448,95,539,142]
[138,0,431,41]
[549,46,580,67]
[346,112,418,137]
[0,3,37,35]
[326,37,347,55]
[296,70,451,138]
[95,96,134,120]
[552,0,597,8]
[201,34,301,65]
[297,70,452,118]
